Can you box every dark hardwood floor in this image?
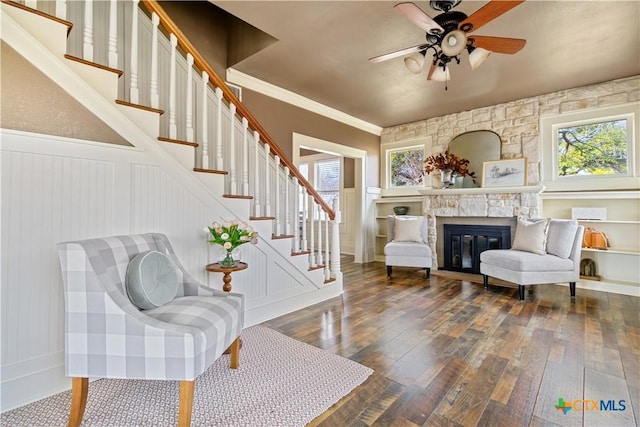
[262,256,639,427]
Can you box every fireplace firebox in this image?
[443,224,511,274]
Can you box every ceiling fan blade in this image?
[369,44,428,63]
[471,36,526,54]
[394,2,444,34]
[459,0,525,33]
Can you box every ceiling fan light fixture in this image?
[404,53,425,74]
[440,30,467,57]
[468,46,491,70]
[429,65,450,82]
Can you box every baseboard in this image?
[244,279,343,327]
[1,352,68,412]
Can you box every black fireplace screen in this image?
[443,224,511,274]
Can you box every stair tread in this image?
[272,234,294,240]
[2,0,73,33]
[64,54,123,76]
[116,99,164,115]
[223,194,253,200]
[291,250,311,256]
[193,167,228,175]
[158,136,198,147]
[250,216,276,221]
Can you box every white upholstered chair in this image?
[480,219,585,301]
[57,233,244,427]
[384,215,432,279]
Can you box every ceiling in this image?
[211,1,640,129]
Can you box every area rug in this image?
[1,326,373,426]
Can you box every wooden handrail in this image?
[140,0,335,219]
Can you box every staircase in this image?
[1,0,344,410]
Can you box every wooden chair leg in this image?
[178,380,195,427]
[483,274,489,289]
[426,268,431,279]
[229,337,240,369]
[518,285,525,301]
[386,266,392,277]
[68,377,88,427]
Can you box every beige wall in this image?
[159,1,230,79]
[382,76,639,186]
[0,42,130,146]
[242,89,380,187]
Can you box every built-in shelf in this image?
[582,248,639,256]
[540,190,639,200]
[578,220,640,225]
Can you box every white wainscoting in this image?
[0,129,342,411]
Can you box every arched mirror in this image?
[448,130,501,186]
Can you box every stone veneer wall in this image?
[381,75,639,185]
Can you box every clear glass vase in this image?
[218,247,242,268]
[219,251,237,268]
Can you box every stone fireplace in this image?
[419,186,543,269]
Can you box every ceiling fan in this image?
[370,0,527,84]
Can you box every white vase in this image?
[431,171,443,189]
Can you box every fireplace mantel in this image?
[418,184,544,196]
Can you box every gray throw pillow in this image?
[126,251,178,310]
[511,218,549,255]
[546,219,579,258]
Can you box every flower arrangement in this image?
[208,219,259,267]
[424,150,476,180]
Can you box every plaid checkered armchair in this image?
[57,233,244,427]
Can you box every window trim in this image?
[541,102,640,192]
[382,139,429,196]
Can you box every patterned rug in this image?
[1,326,373,426]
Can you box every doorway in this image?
[293,133,367,263]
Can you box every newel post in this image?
[330,198,341,278]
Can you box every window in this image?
[388,146,424,188]
[315,158,340,206]
[557,119,628,177]
[541,103,639,191]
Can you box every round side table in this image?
[205,262,248,292]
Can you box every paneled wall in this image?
[0,129,336,411]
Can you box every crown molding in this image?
[226,68,382,136]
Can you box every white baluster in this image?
[274,156,281,235]
[229,103,237,194]
[264,144,271,217]
[284,167,291,236]
[293,178,300,253]
[25,0,36,8]
[331,198,342,278]
[324,210,331,280]
[129,0,139,103]
[309,196,315,267]
[149,12,160,109]
[253,131,261,216]
[168,33,177,139]
[201,71,209,169]
[55,0,67,19]
[185,54,194,142]
[317,204,323,266]
[83,0,94,61]
[215,87,223,170]
[108,0,118,68]
[301,187,308,251]
[242,118,249,196]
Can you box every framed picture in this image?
[481,158,528,188]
